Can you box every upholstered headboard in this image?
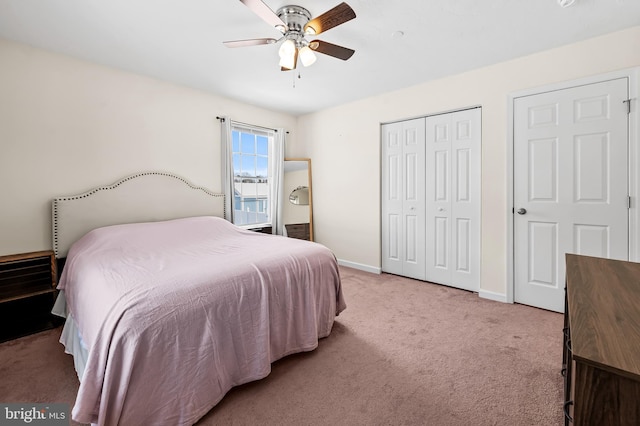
[52,172,225,258]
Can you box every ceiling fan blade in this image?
[304,2,356,35]
[309,40,355,61]
[223,38,277,48]
[239,0,286,31]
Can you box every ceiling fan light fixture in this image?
[279,55,295,70]
[278,39,296,58]
[279,39,297,69]
[299,45,317,67]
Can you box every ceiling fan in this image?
[223,0,356,71]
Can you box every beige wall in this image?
[2,26,640,298]
[297,26,640,296]
[0,39,297,256]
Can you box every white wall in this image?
[0,39,297,256]
[297,26,640,297]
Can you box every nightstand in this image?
[0,250,61,342]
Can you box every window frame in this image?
[229,123,276,229]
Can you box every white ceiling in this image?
[0,0,638,116]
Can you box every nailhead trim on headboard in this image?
[52,171,225,258]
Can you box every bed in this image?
[51,172,346,425]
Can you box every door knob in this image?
[517,208,527,215]
[438,207,445,212]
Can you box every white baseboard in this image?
[335,262,509,301]
[479,289,509,303]
[337,259,381,274]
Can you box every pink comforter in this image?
[57,216,345,425]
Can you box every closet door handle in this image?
[563,400,574,423]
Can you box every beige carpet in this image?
[0,267,563,425]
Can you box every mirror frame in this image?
[284,158,313,241]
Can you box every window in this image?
[231,125,275,227]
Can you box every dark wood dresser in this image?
[285,223,310,240]
[563,254,640,425]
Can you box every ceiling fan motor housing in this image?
[277,5,312,34]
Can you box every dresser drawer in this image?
[286,223,310,240]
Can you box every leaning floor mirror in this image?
[283,158,313,241]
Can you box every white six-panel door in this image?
[382,118,426,280]
[426,109,481,291]
[513,78,629,312]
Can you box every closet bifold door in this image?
[381,118,426,280]
[425,108,481,292]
